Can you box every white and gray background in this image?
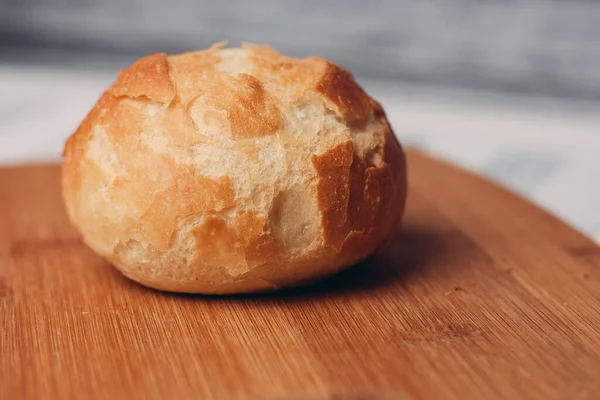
[1,0,599,242]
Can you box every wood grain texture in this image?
[1,150,600,400]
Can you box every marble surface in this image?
[1,63,599,242]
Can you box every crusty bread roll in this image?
[61,42,407,294]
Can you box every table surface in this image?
[2,152,600,400]
[1,63,599,242]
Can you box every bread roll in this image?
[61,42,407,294]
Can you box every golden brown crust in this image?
[167,50,222,106]
[162,101,203,147]
[347,155,380,232]
[243,43,326,102]
[110,53,176,104]
[140,173,235,250]
[204,73,283,138]
[192,211,279,275]
[235,211,280,267]
[193,216,246,271]
[62,90,111,159]
[311,141,353,250]
[311,126,405,259]
[61,43,407,294]
[314,62,372,121]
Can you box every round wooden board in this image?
[1,150,599,400]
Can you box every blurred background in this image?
[1,0,599,241]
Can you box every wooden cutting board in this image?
[1,150,599,400]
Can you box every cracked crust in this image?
[61,43,407,294]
